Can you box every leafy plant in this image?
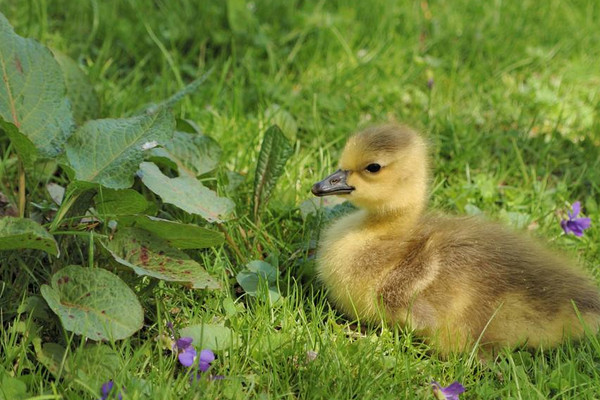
[0,12,232,346]
[236,260,282,302]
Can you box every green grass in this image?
[2,0,600,398]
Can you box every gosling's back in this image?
[378,215,600,353]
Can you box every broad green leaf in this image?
[0,373,28,400]
[0,120,37,165]
[94,189,149,216]
[0,217,58,255]
[65,109,175,189]
[35,342,68,379]
[265,104,297,141]
[236,271,281,303]
[0,13,73,159]
[40,265,144,340]
[236,260,281,302]
[179,323,240,351]
[72,345,120,389]
[104,227,220,289]
[53,51,100,125]
[150,130,221,177]
[246,260,278,283]
[252,125,293,219]
[122,215,224,249]
[139,162,234,223]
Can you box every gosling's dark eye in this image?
[365,163,381,173]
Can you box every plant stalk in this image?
[18,158,25,218]
[217,223,245,261]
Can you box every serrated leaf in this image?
[104,227,220,289]
[40,265,144,341]
[0,13,74,159]
[149,130,221,177]
[0,217,58,255]
[122,215,224,249]
[53,51,100,125]
[252,125,293,219]
[139,162,234,223]
[65,109,175,189]
[94,189,149,216]
[179,323,240,351]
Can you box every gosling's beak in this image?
[311,169,355,196]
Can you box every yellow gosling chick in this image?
[312,124,600,355]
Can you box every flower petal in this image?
[574,217,591,230]
[101,381,114,397]
[199,360,211,372]
[199,349,215,363]
[442,381,466,396]
[178,347,197,367]
[571,201,581,218]
[560,219,570,234]
[176,337,193,349]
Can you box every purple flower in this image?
[431,381,465,400]
[198,349,215,372]
[561,201,591,237]
[100,381,123,400]
[174,337,197,367]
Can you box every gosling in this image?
[312,124,600,355]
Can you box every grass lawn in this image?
[1,0,600,398]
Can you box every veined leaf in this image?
[104,227,220,289]
[139,162,234,223]
[53,50,100,125]
[94,188,149,216]
[121,215,224,249]
[65,109,175,189]
[0,13,74,160]
[252,125,293,219]
[40,265,144,341]
[150,130,221,177]
[0,217,58,256]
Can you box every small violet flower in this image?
[100,381,123,400]
[198,349,215,372]
[175,337,197,367]
[431,381,465,400]
[561,201,591,237]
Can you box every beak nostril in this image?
[330,178,340,184]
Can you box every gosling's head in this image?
[312,125,429,214]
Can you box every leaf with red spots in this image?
[40,265,143,341]
[104,227,220,289]
[0,217,58,256]
[0,13,74,162]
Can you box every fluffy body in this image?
[315,125,600,355]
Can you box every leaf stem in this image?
[49,192,80,232]
[217,223,245,262]
[18,157,25,217]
